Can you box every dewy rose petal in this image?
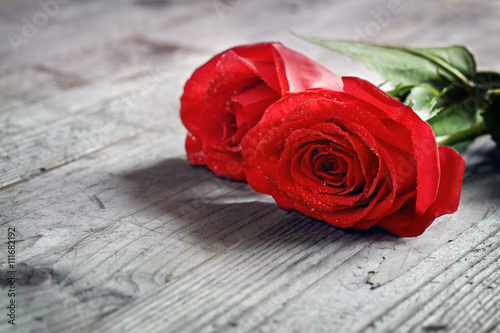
[241,77,465,237]
[180,42,342,180]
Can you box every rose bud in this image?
[241,77,465,237]
[180,42,342,180]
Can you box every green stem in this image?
[400,47,471,87]
[487,88,500,97]
[437,122,488,146]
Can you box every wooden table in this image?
[1,0,499,332]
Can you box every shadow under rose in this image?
[459,136,500,205]
[118,157,393,253]
[462,136,500,184]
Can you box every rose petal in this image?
[182,43,342,181]
[272,43,343,94]
[375,145,464,237]
[231,82,281,129]
[185,132,204,165]
[202,147,246,181]
[341,77,440,214]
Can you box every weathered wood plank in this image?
[84,139,500,333]
[0,0,216,188]
[1,0,500,332]
[3,0,499,189]
[0,119,286,332]
[1,126,499,333]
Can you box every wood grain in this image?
[1,0,500,332]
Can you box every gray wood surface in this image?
[1,0,499,332]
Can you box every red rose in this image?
[180,42,342,180]
[241,77,465,237]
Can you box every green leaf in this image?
[437,122,488,149]
[426,86,453,117]
[449,140,473,154]
[387,84,452,119]
[386,83,420,102]
[474,71,500,91]
[417,46,476,81]
[483,95,500,148]
[405,85,439,112]
[427,97,483,137]
[301,37,476,87]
